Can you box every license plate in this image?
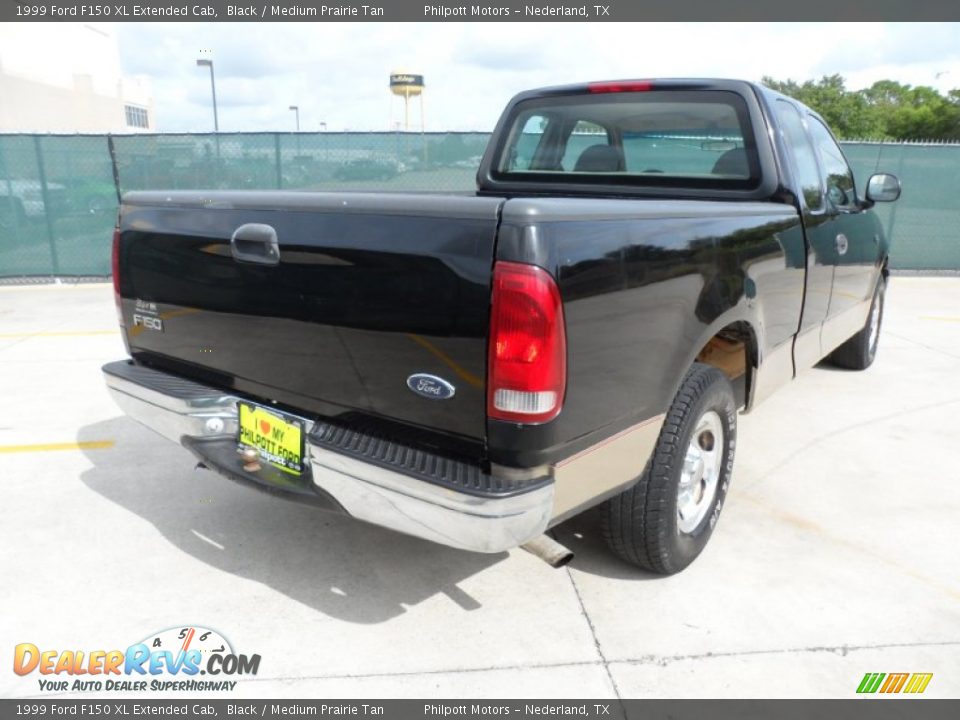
[237,401,305,475]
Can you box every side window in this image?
[562,121,609,170]
[774,100,823,212]
[807,117,857,209]
[505,114,550,171]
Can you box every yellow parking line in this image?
[0,283,112,292]
[406,333,484,388]
[0,440,115,454]
[919,316,960,323]
[0,330,119,338]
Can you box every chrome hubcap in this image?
[677,410,724,534]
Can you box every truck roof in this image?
[519,77,824,121]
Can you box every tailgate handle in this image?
[230,223,280,266]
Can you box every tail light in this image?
[488,261,566,424]
[112,227,123,326]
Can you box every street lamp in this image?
[196,59,219,132]
[289,105,300,132]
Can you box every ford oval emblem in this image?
[406,373,456,400]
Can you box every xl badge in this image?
[407,374,456,400]
[133,299,163,332]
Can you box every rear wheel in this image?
[602,363,737,574]
[828,276,886,370]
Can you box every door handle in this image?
[835,233,849,256]
[230,223,280,266]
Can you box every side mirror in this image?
[866,173,901,203]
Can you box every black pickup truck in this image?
[103,79,901,574]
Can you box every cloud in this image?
[457,36,548,72]
[115,22,960,133]
[814,23,960,76]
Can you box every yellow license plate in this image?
[237,402,305,475]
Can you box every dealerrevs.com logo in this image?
[14,626,260,693]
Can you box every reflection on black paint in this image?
[489,210,805,468]
[120,205,498,446]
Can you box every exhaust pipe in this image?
[520,534,574,568]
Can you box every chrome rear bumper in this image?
[102,361,553,553]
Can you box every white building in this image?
[0,23,155,133]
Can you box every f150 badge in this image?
[133,299,163,332]
[407,374,456,400]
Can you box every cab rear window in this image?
[493,90,761,190]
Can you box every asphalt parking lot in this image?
[1,277,958,700]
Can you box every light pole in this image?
[288,105,302,160]
[196,59,219,132]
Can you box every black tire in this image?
[601,363,737,574]
[828,276,886,371]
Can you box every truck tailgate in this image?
[117,191,503,447]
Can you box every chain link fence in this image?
[0,135,118,276]
[843,141,960,271]
[1,132,958,277]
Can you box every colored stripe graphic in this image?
[880,673,909,693]
[857,672,933,694]
[904,673,934,694]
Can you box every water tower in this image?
[389,71,425,132]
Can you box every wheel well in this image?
[694,322,757,409]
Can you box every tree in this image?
[761,75,960,141]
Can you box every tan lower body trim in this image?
[550,413,666,523]
[793,323,822,374]
[755,297,872,412]
[749,339,794,410]
[820,298,872,356]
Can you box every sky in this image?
[113,22,960,133]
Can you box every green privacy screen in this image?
[843,142,960,271]
[0,132,958,277]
